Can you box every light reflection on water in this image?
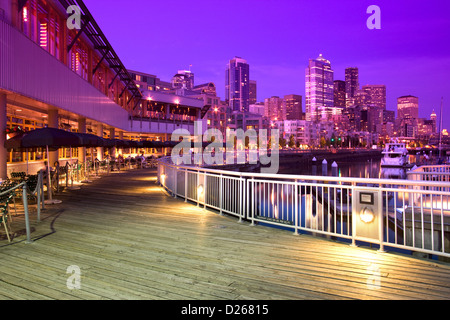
[280,155,424,179]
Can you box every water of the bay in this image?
[279,154,426,179]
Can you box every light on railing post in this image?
[197,183,204,207]
[359,207,374,223]
[197,184,204,195]
[160,174,166,186]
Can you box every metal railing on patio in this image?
[158,157,450,259]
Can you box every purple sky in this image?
[84,0,450,129]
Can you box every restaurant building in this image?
[0,0,204,178]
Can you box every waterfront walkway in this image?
[1,168,450,300]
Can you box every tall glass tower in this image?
[225,57,250,113]
[345,67,359,99]
[305,54,334,122]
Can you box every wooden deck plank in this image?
[0,168,450,300]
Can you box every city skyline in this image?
[84,0,450,128]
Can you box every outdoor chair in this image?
[25,174,39,203]
[1,180,19,218]
[10,172,26,183]
[109,160,117,171]
[149,159,158,168]
[0,190,14,242]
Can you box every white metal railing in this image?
[158,157,450,259]
[407,165,450,189]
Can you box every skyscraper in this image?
[171,70,194,90]
[397,95,419,120]
[431,110,437,133]
[333,80,346,108]
[305,54,334,122]
[397,95,419,137]
[225,57,250,113]
[249,80,257,105]
[284,94,303,120]
[362,84,386,110]
[345,67,359,100]
[264,96,284,121]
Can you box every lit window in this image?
[23,6,28,22]
[39,23,48,48]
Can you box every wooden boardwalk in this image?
[1,168,450,300]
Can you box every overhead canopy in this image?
[5,127,82,150]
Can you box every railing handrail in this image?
[0,181,26,197]
[158,157,450,188]
[407,164,450,174]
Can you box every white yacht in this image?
[381,143,408,167]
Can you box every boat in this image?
[381,143,408,167]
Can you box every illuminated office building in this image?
[333,80,346,109]
[249,80,257,105]
[171,70,195,90]
[362,84,386,110]
[264,96,284,121]
[284,94,303,121]
[305,54,334,122]
[345,67,359,99]
[397,95,419,137]
[225,57,250,113]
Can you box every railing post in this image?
[238,173,243,223]
[22,183,32,244]
[40,169,45,210]
[174,166,178,198]
[36,171,41,222]
[203,171,207,210]
[219,173,223,215]
[250,176,255,226]
[157,162,161,184]
[196,170,200,207]
[184,169,188,202]
[378,186,386,253]
[350,181,357,247]
[294,179,299,235]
